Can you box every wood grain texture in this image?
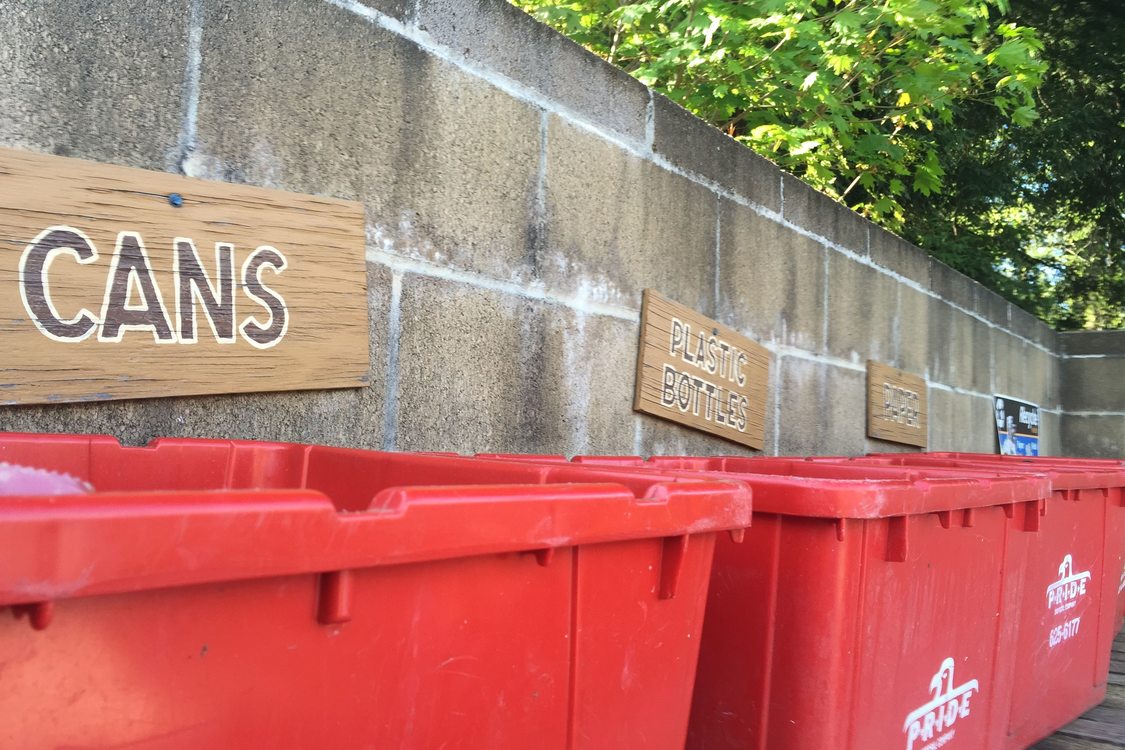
[866,360,928,448]
[0,147,368,405]
[633,289,769,450]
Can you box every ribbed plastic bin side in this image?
[474,453,1048,750]
[0,434,751,750]
[856,452,1125,749]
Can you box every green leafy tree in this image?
[513,0,1045,231]
[900,0,1124,329]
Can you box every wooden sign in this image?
[633,290,769,449]
[0,147,368,405]
[866,361,928,448]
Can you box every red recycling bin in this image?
[851,452,1125,748]
[477,453,1049,750]
[0,433,751,750]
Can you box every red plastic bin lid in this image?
[0,433,751,608]
[477,453,1049,519]
[859,453,1125,492]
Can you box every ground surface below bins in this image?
[1033,629,1125,749]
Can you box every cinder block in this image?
[1061,356,1125,413]
[927,304,993,393]
[543,116,717,311]
[652,95,781,212]
[864,437,923,454]
[717,200,826,352]
[775,357,867,456]
[0,0,189,170]
[1010,305,1057,351]
[928,389,996,452]
[780,174,868,254]
[416,0,649,143]
[895,287,932,376]
[868,225,929,286]
[358,0,413,21]
[992,331,1055,408]
[0,262,394,448]
[1039,409,1061,456]
[1060,415,1125,458]
[195,0,542,283]
[977,288,1009,329]
[395,274,565,453]
[928,259,979,313]
[559,313,647,455]
[637,416,762,457]
[395,274,645,454]
[1060,331,1125,356]
[825,253,898,364]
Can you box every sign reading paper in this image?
[0,147,369,405]
[633,289,769,449]
[994,394,1040,456]
[866,361,928,448]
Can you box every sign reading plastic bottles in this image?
[866,361,927,448]
[633,289,769,449]
[993,394,1040,456]
[0,147,369,405]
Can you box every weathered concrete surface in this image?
[1010,304,1057,351]
[543,116,717,311]
[717,200,826,352]
[639,416,766,457]
[1039,409,1062,456]
[896,287,932,377]
[928,260,980,315]
[395,274,652,455]
[0,0,189,171]
[1061,415,1125,458]
[781,174,867,254]
[993,331,1057,409]
[652,95,782,213]
[358,0,413,22]
[196,0,542,283]
[927,390,997,453]
[1060,331,1125,356]
[416,0,649,143]
[868,225,929,287]
[775,358,866,456]
[927,306,993,394]
[395,274,569,454]
[1060,356,1125,414]
[0,263,393,447]
[825,253,899,365]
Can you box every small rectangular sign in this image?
[0,147,369,405]
[633,289,769,449]
[866,361,928,448]
[994,394,1040,456]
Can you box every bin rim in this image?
[859,452,1125,492]
[0,433,752,607]
[475,454,1049,520]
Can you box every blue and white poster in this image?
[994,395,1040,456]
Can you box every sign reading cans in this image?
[867,361,927,448]
[0,147,369,405]
[633,289,769,449]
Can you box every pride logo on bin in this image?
[902,658,979,750]
[1046,554,1091,616]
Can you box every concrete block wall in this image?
[0,0,1116,457]
[1059,332,1125,457]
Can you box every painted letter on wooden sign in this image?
[634,289,769,449]
[0,147,368,405]
[866,360,928,448]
